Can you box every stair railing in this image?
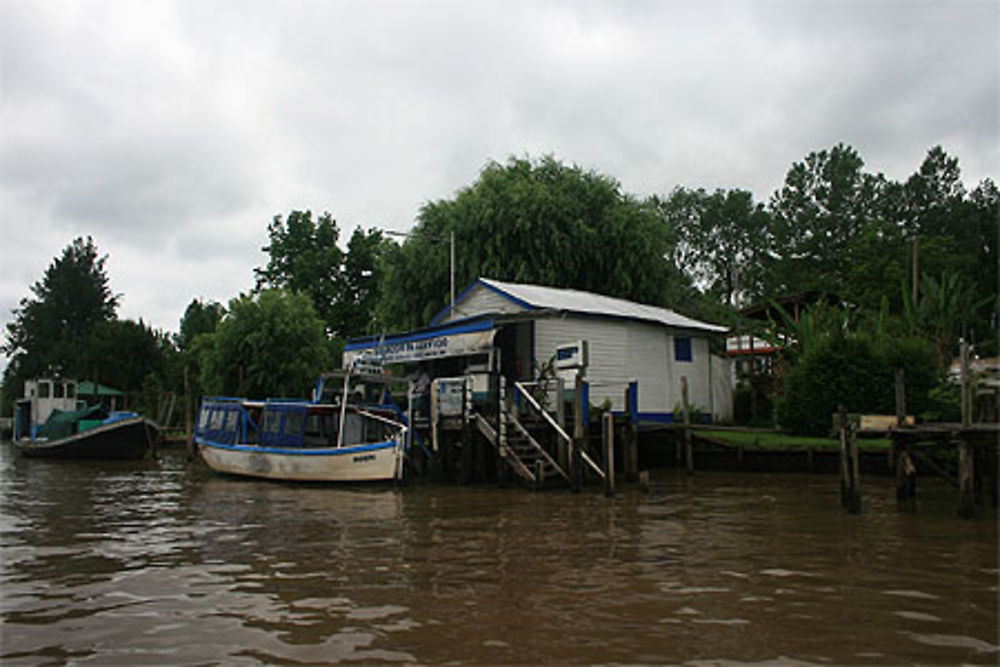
[512,380,604,480]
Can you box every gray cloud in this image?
[2,0,997,369]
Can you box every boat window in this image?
[210,409,225,430]
[66,383,76,399]
[54,383,65,398]
[284,412,304,436]
[263,410,283,434]
[38,382,51,399]
[198,407,211,429]
[224,410,239,433]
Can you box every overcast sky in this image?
[1,0,997,365]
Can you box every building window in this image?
[675,337,693,362]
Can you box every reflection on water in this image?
[1,443,997,665]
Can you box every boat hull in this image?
[15,417,157,460]
[198,439,404,482]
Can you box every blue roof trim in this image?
[345,317,495,351]
[429,278,536,325]
[429,280,484,325]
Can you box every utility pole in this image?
[385,227,457,313]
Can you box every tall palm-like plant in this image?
[902,271,988,367]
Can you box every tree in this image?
[2,237,118,396]
[199,290,331,398]
[376,155,692,331]
[254,211,387,338]
[330,227,388,338]
[177,299,225,353]
[255,210,343,334]
[653,187,771,308]
[80,319,167,394]
[767,144,885,296]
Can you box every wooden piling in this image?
[894,368,907,426]
[571,373,584,493]
[623,386,638,482]
[894,442,917,510]
[183,365,194,460]
[638,469,650,492]
[681,377,693,474]
[838,407,861,513]
[602,412,615,497]
[497,376,509,487]
[557,377,568,472]
[958,340,975,518]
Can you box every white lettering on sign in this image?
[344,330,494,367]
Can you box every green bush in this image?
[776,334,941,435]
[778,334,889,435]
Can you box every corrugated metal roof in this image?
[479,278,728,333]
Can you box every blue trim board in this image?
[345,316,495,351]
[197,438,398,456]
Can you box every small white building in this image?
[345,278,731,423]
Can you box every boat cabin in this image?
[196,372,403,450]
[14,378,82,440]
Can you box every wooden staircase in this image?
[472,379,587,488]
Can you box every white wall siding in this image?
[535,316,628,410]
[443,284,525,323]
[669,336,713,416]
[627,321,670,414]
[711,355,734,421]
[533,317,721,416]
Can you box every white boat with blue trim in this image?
[196,371,407,482]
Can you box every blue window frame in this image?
[674,337,693,362]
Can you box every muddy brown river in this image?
[1,443,997,665]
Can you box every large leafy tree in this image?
[255,210,343,333]
[81,319,167,394]
[2,237,119,395]
[377,156,691,331]
[254,211,386,338]
[199,289,331,398]
[653,187,771,308]
[767,143,887,297]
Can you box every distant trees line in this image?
[2,144,996,433]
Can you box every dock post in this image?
[183,365,194,461]
[838,407,861,513]
[958,340,975,518]
[895,442,917,510]
[625,382,639,482]
[461,377,474,484]
[572,373,584,493]
[681,377,693,474]
[557,377,568,472]
[497,375,509,487]
[603,411,615,497]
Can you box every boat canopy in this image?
[35,404,108,440]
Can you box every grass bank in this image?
[696,429,892,451]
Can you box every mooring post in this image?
[603,411,615,497]
[497,375,509,487]
[895,439,917,510]
[958,339,975,518]
[557,377,568,472]
[572,373,584,493]
[461,377,474,484]
[839,406,861,513]
[623,383,638,482]
[183,365,194,461]
[681,377,693,474]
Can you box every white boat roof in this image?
[477,278,728,333]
